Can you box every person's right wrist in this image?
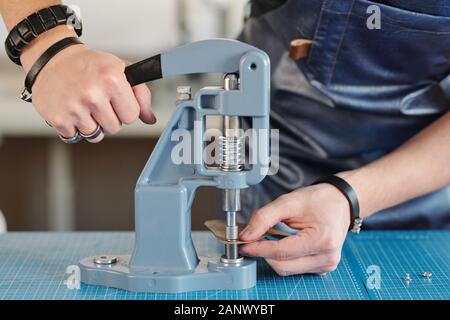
[20,25,79,73]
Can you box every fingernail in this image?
[240,226,253,239]
[146,113,157,125]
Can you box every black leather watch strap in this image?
[313,175,363,233]
[21,37,83,103]
[5,5,82,66]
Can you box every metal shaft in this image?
[221,74,243,264]
[223,189,240,261]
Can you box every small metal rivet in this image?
[176,86,192,101]
[94,255,118,265]
[404,273,412,282]
[421,272,432,279]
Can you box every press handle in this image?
[124,54,163,86]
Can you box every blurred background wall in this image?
[0,0,248,231]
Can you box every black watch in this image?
[313,175,363,234]
[5,4,83,66]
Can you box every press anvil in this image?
[79,39,271,293]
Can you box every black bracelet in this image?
[313,175,363,233]
[20,37,83,103]
[5,5,83,66]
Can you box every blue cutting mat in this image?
[0,231,448,300]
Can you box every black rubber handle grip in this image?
[125,54,163,86]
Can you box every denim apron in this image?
[239,0,450,229]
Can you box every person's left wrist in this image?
[330,184,352,232]
[312,182,352,231]
[21,25,79,72]
[335,169,373,219]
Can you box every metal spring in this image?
[219,136,244,171]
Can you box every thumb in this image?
[133,84,157,124]
[240,194,299,241]
[124,60,156,125]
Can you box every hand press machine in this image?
[79,39,271,293]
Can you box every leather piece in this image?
[289,39,313,60]
[205,219,291,244]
